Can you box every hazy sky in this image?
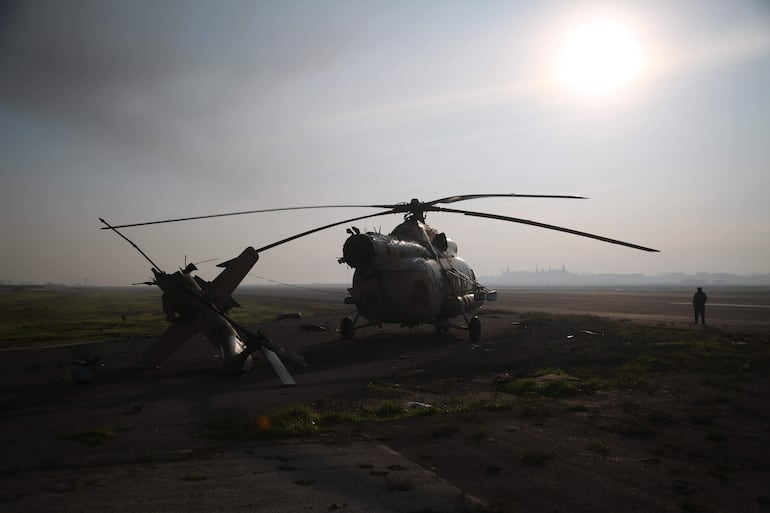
[2,0,769,286]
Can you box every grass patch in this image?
[0,287,350,348]
[205,404,320,440]
[512,312,767,396]
[205,399,441,441]
[61,427,127,445]
[0,289,167,346]
[372,400,407,418]
[492,368,583,398]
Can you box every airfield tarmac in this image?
[1,287,768,512]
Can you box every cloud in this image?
[0,0,364,163]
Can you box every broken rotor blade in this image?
[262,347,296,386]
[261,336,306,368]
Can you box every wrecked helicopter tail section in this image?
[100,218,303,384]
[203,246,259,312]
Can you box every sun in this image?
[556,17,645,96]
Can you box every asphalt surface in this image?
[2,287,768,512]
[0,316,487,512]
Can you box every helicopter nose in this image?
[342,233,374,268]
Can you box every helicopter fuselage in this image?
[341,218,493,328]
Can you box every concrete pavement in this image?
[2,439,488,513]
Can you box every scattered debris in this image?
[406,402,433,409]
[566,329,604,339]
[70,355,101,366]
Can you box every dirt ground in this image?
[1,287,769,512]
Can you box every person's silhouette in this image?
[692,287,707,325]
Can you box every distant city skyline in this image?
[4,268,770,289]
[486,267,770,287]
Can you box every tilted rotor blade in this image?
[99,217,164,271]
[437,206,659,252]
[101,204,392,230]
[254,210,395,253]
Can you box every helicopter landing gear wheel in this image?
[340,316,354,340]
[468,315,481,342]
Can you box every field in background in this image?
[2,285,768,350]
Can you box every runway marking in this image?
[670,302,770,309]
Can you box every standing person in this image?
[692,287,708,325]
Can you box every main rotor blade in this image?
[101,204,390,229]
[428,193,587,205]
[437,207,659,252]
[101,194,590,230]
[254,210,395,253]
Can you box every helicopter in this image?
[99,218,305,383]
[103,193,659,342]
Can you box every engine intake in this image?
[342,232,433,269]
[342,233,375,269]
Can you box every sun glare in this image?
[556,17,645,97]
